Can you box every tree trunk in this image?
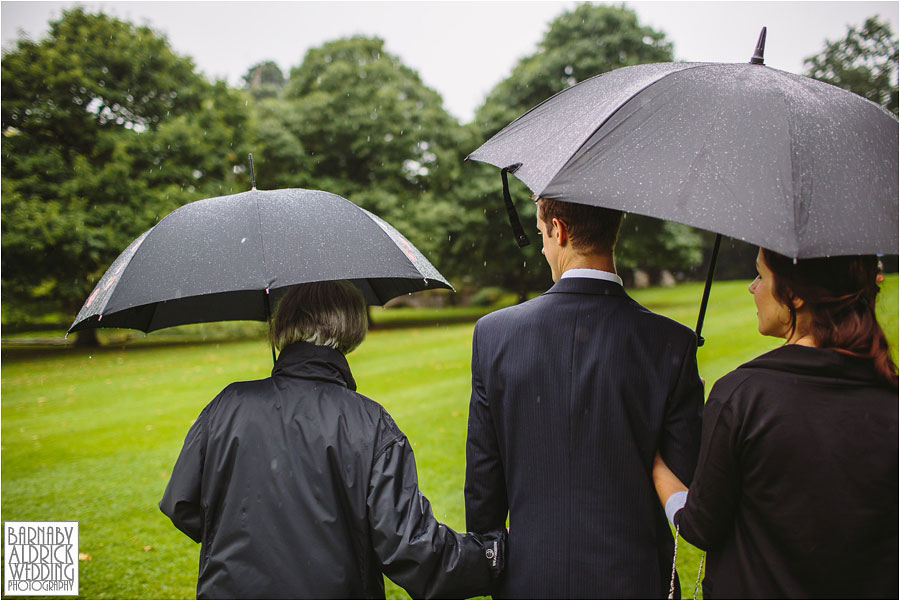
[73,329,100,347]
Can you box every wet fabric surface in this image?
[469,62,899,258]
[70,188,451,333]
[160,341,503,599]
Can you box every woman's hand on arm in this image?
[653,450,688,505]
[653,451,689,527]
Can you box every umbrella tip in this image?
[248,153,257,190]
[749,26,767,64]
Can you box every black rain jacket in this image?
[675,345,898,598]
[160,341,504,599]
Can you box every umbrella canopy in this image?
[68,188,451,334]
[469,60,899,259]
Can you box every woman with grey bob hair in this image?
[269,279,368,354]
[161,279,504,599]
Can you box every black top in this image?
[465,277,704,598]
[676,345,898,599]
[160,341,503,599]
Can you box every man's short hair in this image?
[269,280,368,354]
[537,197,624,256]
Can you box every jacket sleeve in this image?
[658,337,705,488]
[464,324,509,533]
[159,405,210,543]
[675,378,744,551]
[367,422,505,600]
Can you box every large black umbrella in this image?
[468,31,898,342]
[68,187,451,338]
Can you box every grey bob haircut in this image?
[269,280,368,355]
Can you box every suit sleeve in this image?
[676,380,743,551]
[658,336,705,488]
[464,324,509,533]
[159,404,210,543]
[367,425,505,599]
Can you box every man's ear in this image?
[791,296,805,310]
[552,217,568,246]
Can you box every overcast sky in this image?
[2,1,897,123]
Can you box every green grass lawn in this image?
[2,276,896,599]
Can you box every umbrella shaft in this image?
[695,234,722,347]
[265,291,276,364]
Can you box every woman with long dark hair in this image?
[653,248,898,598]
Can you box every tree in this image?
[1,8,252,340]
[268,36,470,273]
[242,60,285,101]
[463,3,701,294]
[805,16,898,115]
[475,3,673,138]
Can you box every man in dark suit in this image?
[465,198,704,598]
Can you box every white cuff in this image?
[665,490,688,527]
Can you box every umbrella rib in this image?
[539,63,713,197]
[69,229,153,332]
[782,83,803,259]
[357,207,422,274]
[674,89,731,205]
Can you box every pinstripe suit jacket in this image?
[465,277,703,599]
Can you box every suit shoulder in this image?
[626,298,698,342]
[475,295,550,331]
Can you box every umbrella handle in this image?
[695,233,722,347]
[501,168,531,248]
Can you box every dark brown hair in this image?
[537,197,624,255]
[761,248,897,387]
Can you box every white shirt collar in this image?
[559,268,623,286]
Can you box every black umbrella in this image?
[68,187,452,345]
[468,29,899,343]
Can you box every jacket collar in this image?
[271,341,357,390]
[544,276,628,298]
[741,344,882,385]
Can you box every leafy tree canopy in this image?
[2,8,204,152]
[466,3,699,292]
[283,36,462,195]
[271,36,470,271]
[475,3,673,138]
[805,16,899,114]
[2,8,252,335]
[242,60,285,101]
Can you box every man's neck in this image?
[558,252,616,275]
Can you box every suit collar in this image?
[271,341,357,390]
[545,277,628,297]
